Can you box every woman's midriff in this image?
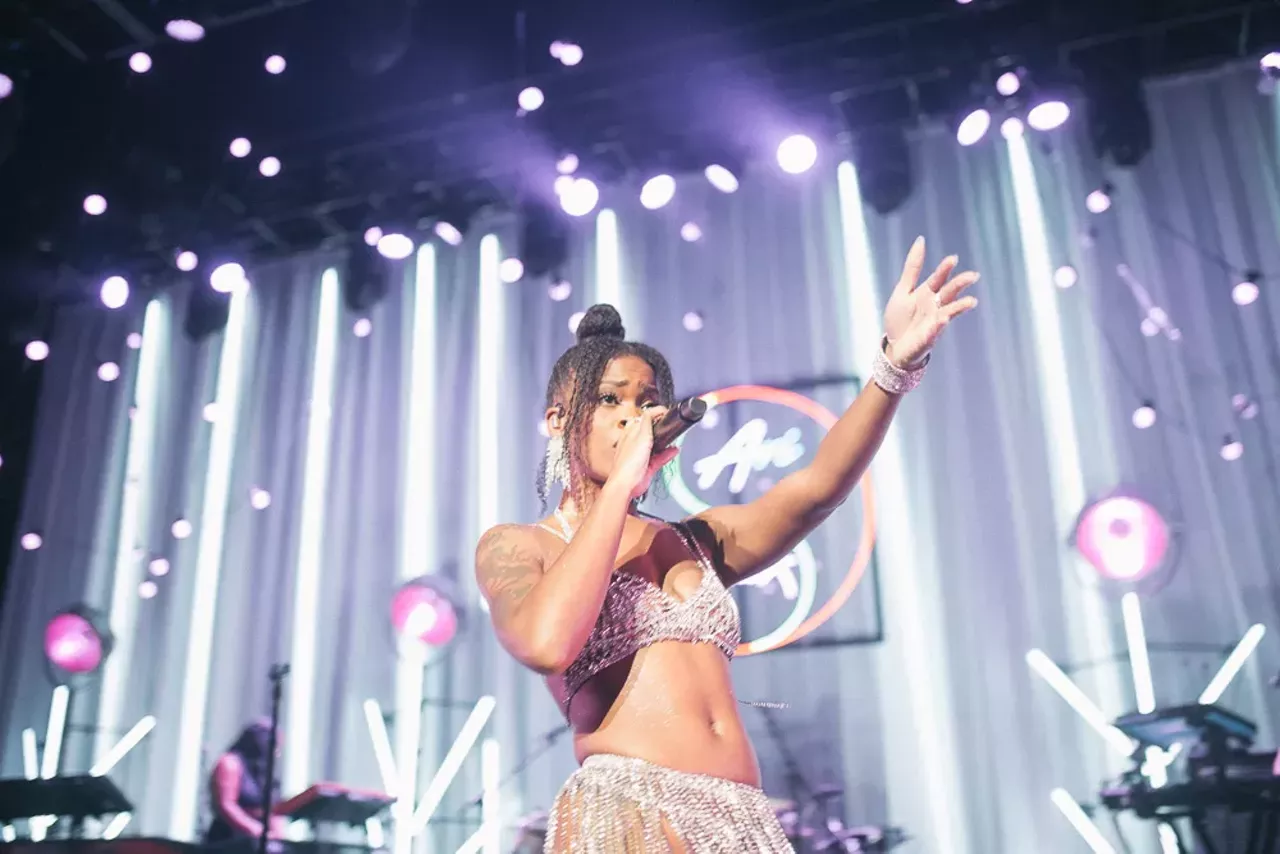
[558,640,761,787]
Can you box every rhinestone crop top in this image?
[537,513,741,712]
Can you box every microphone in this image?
[652,397,707,452]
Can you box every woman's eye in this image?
[641,400,659,409]
[599,393,619,405]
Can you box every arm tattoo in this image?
[476,527,543,615]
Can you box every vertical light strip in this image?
[476,235,504,571]
[594,210,622,318]
[96,299,168,766]
[456,738,501,854]
[394,245,438,854]
[1199,624,1266,704]
[1120,594,1155,713]
[22,728,38,779]
[836,161,969,854]
[284,269,342,795]
[40,685,70,779]
[1005,129,1120,748]
[169,285,251,840]
[481,738,500,854]
[1050,789,1117,854]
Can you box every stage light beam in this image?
[409,696,497,834]
[1120,594,1155,713]
[1199,624,1266,704]
[1026,650,1135,756]
[1050,789,1116,854]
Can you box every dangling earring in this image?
[545,434,570,490]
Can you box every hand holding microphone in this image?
[609,397,706,500]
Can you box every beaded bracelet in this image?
[871,336,929,395]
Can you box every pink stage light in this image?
[392,578,462,647]
[1073,494,1171,583]
[44,609,112,675]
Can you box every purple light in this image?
[1086,189,1112,214]
[353,318,373,338]
[548,279,573,301]
[956,109,991,146]
[84,194,107,216]
[210,262,246,293]
[165,19,205,42]
[996,72,1021,96]
[1131,403,1156,429]
[776,135,818,174]
[176,249,199,271]
[1054,265,1078,289]
[265,55,287,75]
[682,311,704,332]
[560,178,599,217]
[98,362,121,382]
[518,86,545,112]
[21,532,42,551]
[129,52,152,74]
[556,43,583,67]
[1233,279,1259,306]
[434,222,463,246]
[258,156,281,177]
[1074,495,1170,583]
[1027,100,1071,131]
[363,226,383,247]
[229,138,252,158]
[680,222,703,242]
[44,612,106,674]
[392,581,460,647]
[704,165,739,193]
[640,174,676,210]
[499,258,525,283]
[1262,52,1280,72]
[100,275,129,309]
[556,154,579,175]
[0,74,12,100]
[25,340,49,362]
[377,233,415,260]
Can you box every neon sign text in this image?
[691,418,805,494]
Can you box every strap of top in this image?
[534,522,570,543]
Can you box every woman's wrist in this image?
[884,337,928,370]
[872,336,930,395]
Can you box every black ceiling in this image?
[0,0,1277,304]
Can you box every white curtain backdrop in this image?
[2,62,1278,854]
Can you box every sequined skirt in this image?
[545,754,795,853]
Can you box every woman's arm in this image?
[476,480,633,674]
[692,383,899,582]
[212,755,265,839]
[694,239,979,583]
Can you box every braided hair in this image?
[537,304,676,507]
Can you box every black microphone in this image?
[652,397,707,452]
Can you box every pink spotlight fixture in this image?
[44,607,113,676]
[392,577,464,648]
[1073,493,1171,584]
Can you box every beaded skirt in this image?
[544,754,795,853]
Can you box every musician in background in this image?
[204,719,287,846]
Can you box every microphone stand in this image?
[757,706,815,804]
[259,664,290,854]
[456,724,571,818]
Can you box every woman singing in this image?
[475,238,978,852]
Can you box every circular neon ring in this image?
[666,384,878,655]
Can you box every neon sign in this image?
[665,385,877,655]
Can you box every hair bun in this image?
[575,304,626,344]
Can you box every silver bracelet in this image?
[871,336,929,395]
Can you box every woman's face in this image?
[548,355,662,488]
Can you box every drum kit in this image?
[507,789,907,853]
[767,785,907,853]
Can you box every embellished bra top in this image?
[535,511,742,711]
